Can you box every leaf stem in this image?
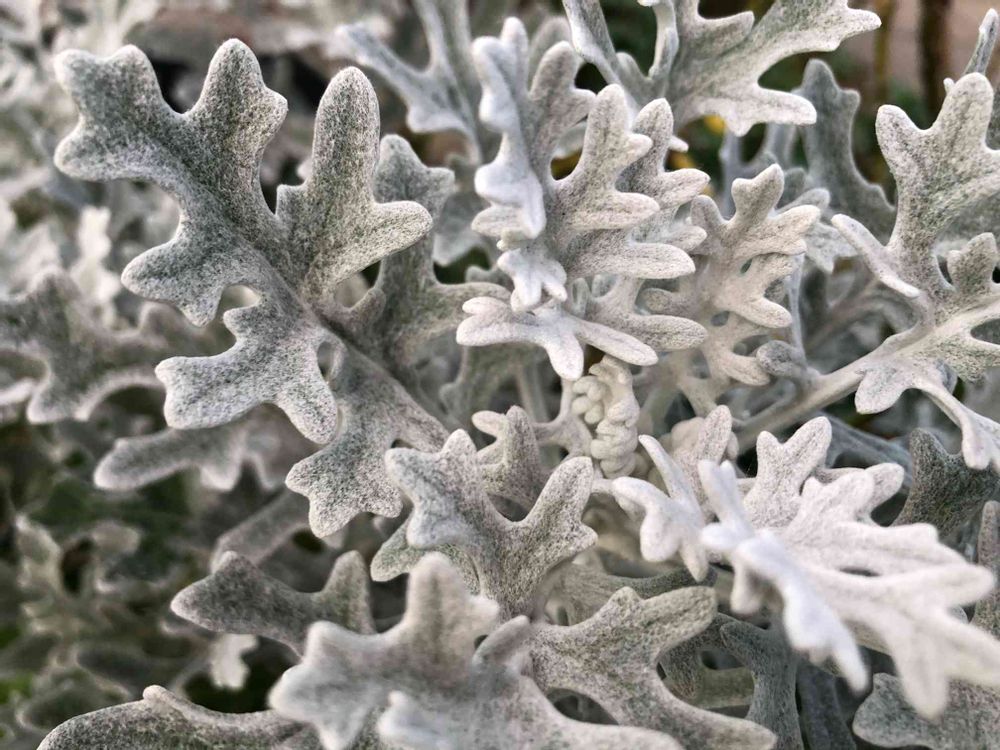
[735,364,864,453]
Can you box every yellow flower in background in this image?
[704,114,726,135]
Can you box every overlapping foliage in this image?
[2,1,1000,748]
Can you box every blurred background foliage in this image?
[579,0,995,198]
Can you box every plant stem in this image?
[735,364,865,453]
[516,362,550,424]
[920,0,952,117]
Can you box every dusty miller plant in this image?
[2,0,1000,748]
